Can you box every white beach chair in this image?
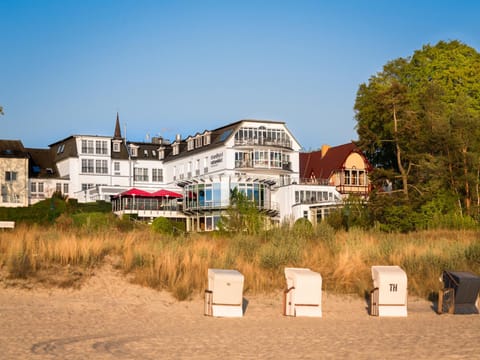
[204,269,244,317]
[370,265,408,317]
[284,267,322,317]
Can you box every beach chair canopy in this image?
[442,270,480,314]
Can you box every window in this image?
[63,183,69,194]
[152,168,163,182]
[81,159,94,173]
[95,160,108,174]
[31,182,37,193]
[113,142,120,152]
[344,170,351,185]
[158,148,165,160]
[81,183,94,191]
[5,171,17,181]
[129,145,138,157]
[204,156,208,173]
[173,144,179,155]
[134,168,148,182]
[56,183,62,192]
[352,170,358,185]
[38,182,44,193]
[95,140,108,155]
[195,136,202,148]
[270,151,282,168]
[187,139,194,151]
[114,161,120,172]
[359,171,365,185]
[57,144,65,154]
[254,150,269,167]
[204,132,211,145]
[81,140,94,154]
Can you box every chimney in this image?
[321,144,330,158]
[175,134,181,142]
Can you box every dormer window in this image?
[129,145,138,157]
[144,149,148,157]
[173,143,179,155]
[158,147,165,160]
[113,141,121,153]
[57,144,65,154]
[152,150,156,157]
[195,136,202,148]
[204,132,211,145]
[187,138,194,151]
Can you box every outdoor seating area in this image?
[203,267,480,319]
[111,188,183,214]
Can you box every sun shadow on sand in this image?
[242,297,249,315]
[363,290,371,315]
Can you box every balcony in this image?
[234,160,292,171]
[234,138,292,148]
[183,199,279,217]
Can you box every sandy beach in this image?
[1,265,478,360]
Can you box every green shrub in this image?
[71,212,116,231]
[259,237,305,270]
[151,217,175,235]
[293,218,314,238]
[465,241,480,266]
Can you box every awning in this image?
[114,188,153,198]
[151,189,183,198]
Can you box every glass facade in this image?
[184,181,268,211]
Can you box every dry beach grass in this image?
[0,224,479,358]
[1,225,479,299]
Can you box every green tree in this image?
[355,40,480,225]
[218,187,266,235]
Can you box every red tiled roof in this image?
[300,142,364,180]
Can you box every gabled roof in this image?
[300,142,368,180]
[0,139,28,158]
[163,119,294,162]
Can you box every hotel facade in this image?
[1,117,363,231]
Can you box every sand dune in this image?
[0,265,478,359]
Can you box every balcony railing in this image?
[234,138,292,148]
[234,161,292,171]
[183,199,279,215]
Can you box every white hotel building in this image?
[10,117,343,231]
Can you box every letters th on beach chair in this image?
[370,266,408,317]
[204,269,244,317]
[437,271,480,315]
[283,267,322,317]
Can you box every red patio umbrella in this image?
[115,188,153,198]
[151,189,183,198]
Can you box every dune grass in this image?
[0,223,478,300]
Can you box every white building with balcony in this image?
[6,115,344,231]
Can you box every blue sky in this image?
[1,1,479,150]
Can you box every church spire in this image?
[114,112,122,139]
